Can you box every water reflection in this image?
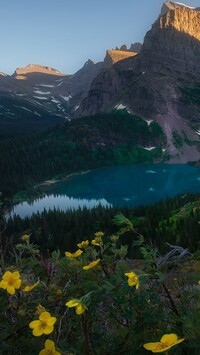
[11,195,112,218]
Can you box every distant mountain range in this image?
[0,1,200,163]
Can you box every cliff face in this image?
[138,6,200,74]
[103,50,137,69]
[76,2,200,162]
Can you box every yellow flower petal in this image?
[66,299,79,308]
[2,271,12,280]
[83,259,101,270]
[43,325,54,335]
[7,285,15,295]
[39,339,61,355]
[45,339,55,351]
[23,281,39,292]
[160,334,178,344]
[76,303,86,315]
[39,312,51,321]
[29,320,41,329]
[46,317,57,326]
[65,249,83,258]
[77,240,89,248]
[0,280,8,289]
[32,326,44,337]
[13,279,21,289]
[12,271,20,279]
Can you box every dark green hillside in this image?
[4,193,200,255]
[0,111,166,197]
[0,94,64,137]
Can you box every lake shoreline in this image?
[35,170,91,189]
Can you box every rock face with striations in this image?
[76,2,200,162]
[138,3,200,74]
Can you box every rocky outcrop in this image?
[137,5,200,74]
[60,60,103,97]
[103,50,137,69]
[14,64,64,78]
[130,42,142,53]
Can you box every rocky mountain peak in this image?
[14,64,65,77]
[138,3,200,74]
[160,1,199,16]
[83,59,96,67]
[103,49,137,69]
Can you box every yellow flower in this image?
[65,249,83,258]
[23,280,40,292]
[0,271,21,295]
[36,305,46,315]
[83,259,101,270]
[16,243,24,249]
[143,333,185,353]
[77,240,89,249]
[21,234,30,242]
[125,271,139,289]
[91,237,103,247]
[39,339,61,355]
[29,311,57,336]
[94,231,105,238]
[66,299,88,315]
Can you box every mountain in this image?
[76,2,200,163]
[0,60,103,136]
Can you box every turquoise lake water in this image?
[11,164,200,218]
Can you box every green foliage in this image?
[0,217,200,354]
[4,193,200,257]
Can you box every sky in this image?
[1,0,199,75]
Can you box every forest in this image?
[0,111,166,198]
[2,193,200,258]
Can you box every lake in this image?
[11,164,200,218]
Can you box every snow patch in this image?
[34,90,50,95]
[33,96,48,100]
[74,105,80,111]
[195,130,200,136]
[115,103,127,110]
[38,84,55,88]
[174,2,195,9]
[143,147,156,151]
[51,97,60,104]
[20,107,32,112]
[61,95,72,101]
[34,111,41,117]
[144,119,153,126]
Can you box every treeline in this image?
[0,111,165,197]
[4,193,200,256]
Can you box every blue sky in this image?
[1,0,199,75]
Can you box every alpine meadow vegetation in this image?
[1,212,200,354]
